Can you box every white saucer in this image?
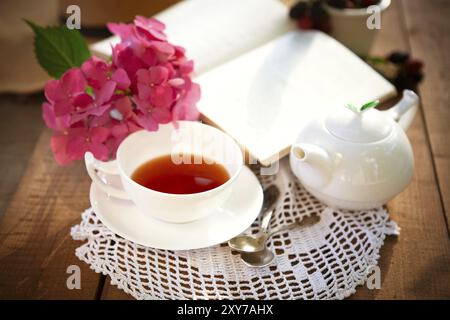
[89,166,263,250]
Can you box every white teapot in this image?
[290,90,419,210]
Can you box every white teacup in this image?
[85,121,244,223]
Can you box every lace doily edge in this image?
[70,208,400,300]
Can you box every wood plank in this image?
[401,0,450,230]
[0,129,101,299]
[0,94,44,219]
[352,0,450,299]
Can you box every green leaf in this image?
[360,100,380,112]
[25,20,91,79]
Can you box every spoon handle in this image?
[260,209,274,233]
[266,215,320,238]
[259,185,280,233]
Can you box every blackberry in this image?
[362,0,380,7]
[388,52,410,64]
[298,16,314,29]
[411,71,424,83]
[405,59,424,75]
[327,0,347,9]
[311,1,329,23]
[289,1,309,20]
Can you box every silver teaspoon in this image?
[228,185,280,253]
[240,213,321,268]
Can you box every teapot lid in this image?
[324,107,392,143]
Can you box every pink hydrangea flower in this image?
[51,126,110,165]
[82,56,130,90]
[42,16,200,166]
[44,68,86,116]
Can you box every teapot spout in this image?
[291,143,334,189]
[384,90,419,131]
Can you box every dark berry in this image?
[388,52,410,64]
[327,0,347,9]
[346,0,355,8]
[311,1,329,23]
[362,0,380,7]
[289,1,308,20]
[316,19,332,33]
[411,71,424,83]
[405,59,424,74]
[298,16,314,29]
[394,74,414,90]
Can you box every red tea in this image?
[131,154,230,194]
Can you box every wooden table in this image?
[0,0,449,299]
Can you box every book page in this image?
[197,31,397,165]
[90,0,294,75]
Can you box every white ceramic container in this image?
[290,90,419,210]
[324,0,391,55]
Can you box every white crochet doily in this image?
[71,159,399,300]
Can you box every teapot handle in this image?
[383,90,419,131]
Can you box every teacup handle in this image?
[84,152,130,200]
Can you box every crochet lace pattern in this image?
[71,159,399,299]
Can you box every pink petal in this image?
[172,83,201,121]
[178,60,194,75]
[132,96,151,113]
[53,99,73,117]
[42,102,57,129]
[134,16,165,31]
[110,123,129,138]
[66,135,87,161]
[89,103,111,117]
[150,42,175,60]
[44,80,59,102]
[151,106,172,124]
[140,48,158,67]
[133,112,158,131]
[107,23,135,41]
[150,84,174,109]
[137,82,152,100]
[60,68,86,95]
[113,46,145,84]
[113,96,133,118]
[91,127,110,144]
[81,57,109,89]
[174,45,186,58]
[112,68,131,90]
[184,83,201,120]
[89,111,111,128]
[127,119,143,133]
[42,103,71,130]
[87,142,110,162]
[73,93,94,110]
[95,80,116,105]
[50,134,72,166]
[134,16,167,41]
[138,67,169,85]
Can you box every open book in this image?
[92,0,396,165]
